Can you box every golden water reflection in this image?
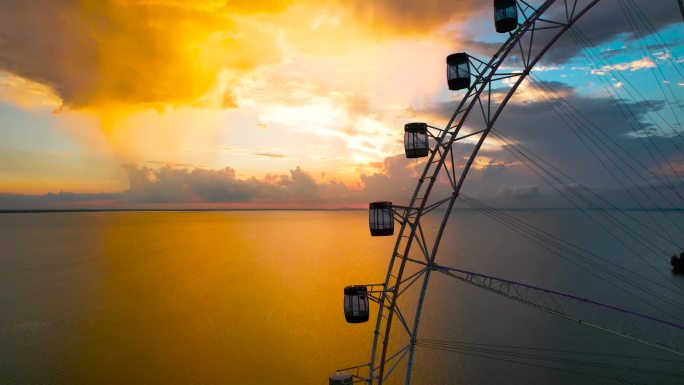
[64,211,390,384]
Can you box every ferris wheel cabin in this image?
[446,53,471,90]
[494,0,519,33]
[369,201,394,236]
[404,122,430,158]
[329,372,353,385]
[344,285,370,323]
[672,252,684,274]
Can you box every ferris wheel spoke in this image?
[526,19,537,61]
[567,0,579,20]
[379,344,410,368]
[519,0,541,15]
[393,305,414,339]
[378,345,410,383]
[415,222,432,261]
[451,128,489,143]
[448,105,475,127]
[433,264,684,356]
[467,56,493,81]
[393,252,429,268]
[414,341,676,384]
[426,125,449,141]
[516,34,531,68]
[448,147,458,187]
[535,17,570,28]
[396,269,428,297]
[434,149,457,191]
[490,72,525,82]
[407,222,431,263]
[421,196,452,216]
[391,206,410,227]
[415,342,674,376]
[475,94,492,130]
[387,269,427,293]
[336,363,369,373]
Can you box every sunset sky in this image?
[0,0,682,209]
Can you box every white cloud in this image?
[590,57,657,75]
[654,50,672,61]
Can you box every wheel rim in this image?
[363,2,611,384]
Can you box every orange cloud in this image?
[0,0,487,111]
[344,0,485,33]
[0,0,286,110]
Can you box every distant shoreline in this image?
[1,208,682,214]
[0,208,362,214]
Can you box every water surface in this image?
[1,210,682,384]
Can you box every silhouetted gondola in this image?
[369,201,394,236]
[344,285,369,323]
[494,0,519,33]
[446,53,471,90]
[329,372,353,385]
[404,122,429,158]
[672,252,684,274]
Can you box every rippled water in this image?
[1,210,682,384]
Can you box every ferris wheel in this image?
[330,0,684,384]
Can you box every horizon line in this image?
[1,207,683,214]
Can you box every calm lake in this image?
[1,210,683,384]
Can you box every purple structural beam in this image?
[433,264,684,331]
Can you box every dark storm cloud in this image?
[0,0,282,108]
[541,0,681,64]
[0,191,122,211]
[0,192,120,202]
[0,1,100,107]
[122,165,354,203]
[358,154,421,203]
[413,78,684,206]
[463,0,683,65]
[499,184,541,198]
[426,80,669,146]
[356,146,549,207]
